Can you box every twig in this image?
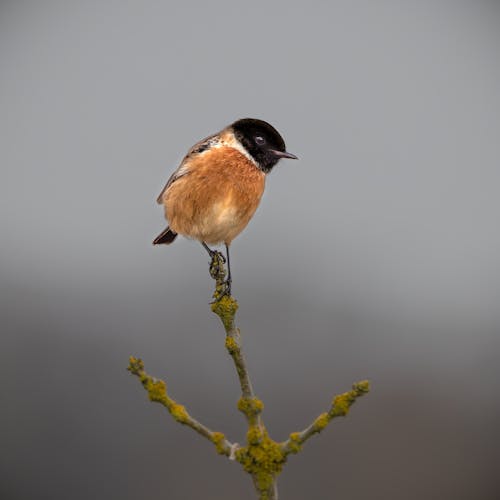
[280,381,370,456]
[127,356,234,456]
[209,254,263,430]
[209,252,278,498]
[128,251,370,500]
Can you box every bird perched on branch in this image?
[153,118,297,294]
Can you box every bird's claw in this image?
[211,278,232,303]
[209,251,226,281]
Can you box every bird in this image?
[153,118,297,294]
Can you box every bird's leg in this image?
[202,241,225,261]
[225,243,232,296]
[202,242,226,281]
[201,242,231,298]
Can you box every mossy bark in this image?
[128,251,370,499]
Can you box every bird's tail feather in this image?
[153,227,177,245]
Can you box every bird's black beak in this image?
[270,150,298,160]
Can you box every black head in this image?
[231,118,297,173]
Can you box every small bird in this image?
[153,118,297,293]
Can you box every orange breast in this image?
[163,147,266,245]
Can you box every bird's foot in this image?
[220,278,232,298]
[208,250,226,281]
[212,278,232,303]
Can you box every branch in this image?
[209,253,279,499]
[127,356,234,457]
[209,252,263,430]
[280,380,370,456]
[129,249,371,500]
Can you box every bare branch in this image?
[127,356,234,456]
[280,381,371,456]
[209,252,264,430]
[129,250,370,500]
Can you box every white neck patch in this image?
[215,131,258,167]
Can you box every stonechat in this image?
[153,118,297,293]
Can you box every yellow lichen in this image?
[247,426,263,445]
[329,381,370,417]
[225,335,239,354]
[313,412,330,432]
[146,379,168,403]
[353,380,371,394]
[127,356,145,375]
[211,432,227,454]
[128,341,371,499]
[235,431,286,496]
[238,397,264,418]
[211,295,238,331]
[170,403,189,423]
[287,432,302,454]
[331,392,355,417]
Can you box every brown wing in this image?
[156,133,219,204]
[156,168,186,204]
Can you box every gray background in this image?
[1,1,499,499]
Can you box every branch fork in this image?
[128,252,370,499]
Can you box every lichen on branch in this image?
[127,356,233,456]
[128,252,370,500]
[280,380,371,456]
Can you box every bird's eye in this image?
[255,136,266,146]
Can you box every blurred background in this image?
[1,1,499,499]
